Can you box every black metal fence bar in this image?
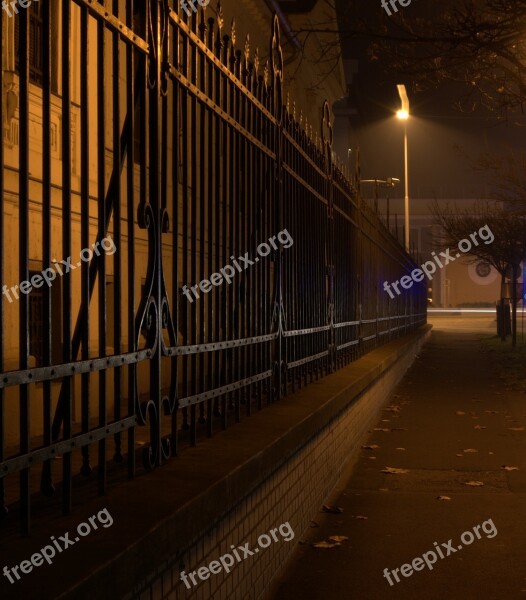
[18,1,31,534]
[0,1,5,520]
[0,0,426,534]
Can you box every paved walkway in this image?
[270,318,526,600]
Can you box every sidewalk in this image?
[270,324,526,600]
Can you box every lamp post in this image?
[396,84,410,252]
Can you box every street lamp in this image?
[397,84,410,252]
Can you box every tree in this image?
[288,0,526,115]
[474,149,526,210]
[431,200,526,345]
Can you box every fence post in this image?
[321,101,336,373]
[270,15,285,401]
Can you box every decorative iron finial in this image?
[270,14,284,84]
[254,48,260,74]
[230,18,236,47]
[270,14,284,124]
[217,0,224,30]
[321,100,333,148]
[244,35,250,65]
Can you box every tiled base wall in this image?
[129,334,427,600]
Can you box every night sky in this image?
[336,0,526,201]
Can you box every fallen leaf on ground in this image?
[374,428,390,432]
[462,480,484,487]
[455,411,466,416]
[474,425,487,430]
[367,456,377,460]
[489,452,494,455]
[322,505,343,514]
[463,449,478,453]
[354,516,368,520]
[312,541,341,549]
[362,444,379,450]
[379,488,389,492]
[381,419,391,422]
[501,465,519,471]
[456,454,463,457]
[509,427,525,431]
[485,410,499,414]
[381,467,410,474]
[329,535,349,542]
[395,447,406,451]
[391,428,408,431]
[437,496,451,501]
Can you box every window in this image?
[15,1,44,85]
[14,1,59,92]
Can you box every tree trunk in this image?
[500,273,506,342]
[512,265,518,347]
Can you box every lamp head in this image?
[396,84,409,119]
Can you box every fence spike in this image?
[230,18,236,47]
[217,0,224,30]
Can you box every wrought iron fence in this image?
[0,0,426,534]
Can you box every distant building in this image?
[364,196,501,307]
